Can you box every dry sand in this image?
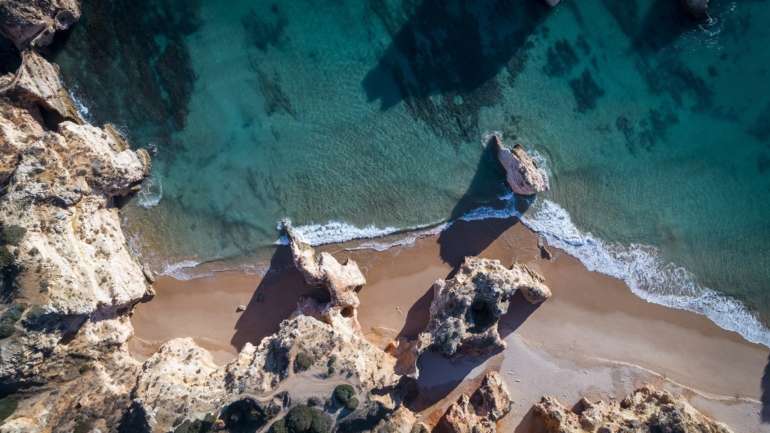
[130,217,770,432]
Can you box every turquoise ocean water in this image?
[51,0,770,344]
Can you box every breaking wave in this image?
[275,192,770,347]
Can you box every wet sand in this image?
[130,217,770,432]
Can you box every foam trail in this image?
[137,172,163,208]
[68,88,92,121]
[270,181,770,346]
[159,260,207,281]
[521,199,770,348]
[275,219,444,247]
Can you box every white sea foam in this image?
[68,89,92,121]
[520,199,770,348]
[270,170,770,347]
[159,260,206,280]
[137,173,163,208]
[276,220,416,246]
[350,223,450,252]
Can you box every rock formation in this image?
[0,41,151,396]
[0,3,744,433]
[438,372,512,433]
[532,386,733,433]
[0,0,80,48]
[282,220,366,328]
[123,315,400,432]
[419,257,550,357]
[490,133,549,196]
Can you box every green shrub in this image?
[173,415,215,433]
[0,396,18,423]
[222,398,270,432]
[269,419,289,433]
[333,385,358,410]
[294,352,313,373]
[0,225,26,246]
[269,405,332,433]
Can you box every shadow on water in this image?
[230,246,326,351]
[363,0,550,110]
[437,140,533,268]
[762,354,770,423]
[406,291,541,412]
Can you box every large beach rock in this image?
[419,257,550,357]
[438,372,512,433]
[490,134,549,196]
[282,220,365,327]
[0,0,80,48]
[533,386,733,433]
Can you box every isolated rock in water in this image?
[282,220,365,326]
[0,0,81,48]
[420,257,550,357]
[470,371,512,421]
[533,386,734,433]
[439,372,512,433]
[490,133,549,196]
[543,0,561,7]
[681,0,709,20]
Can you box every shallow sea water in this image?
[53,0,770,341]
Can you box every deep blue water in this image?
[53,0,770,343]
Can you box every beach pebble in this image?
[236,304,246,312]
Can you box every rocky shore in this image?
[0,2,752,433]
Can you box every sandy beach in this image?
[130,217,770,432]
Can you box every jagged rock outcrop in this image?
[4,50,81,121]
[419,257,550,357]
[533,386,733,433]
[0,42,151,391]
[371,406,420,433]
[469,372,512,422]
[438,372,512,433]
[490,133,549,196]
[282,220,366,328]
[0,0,80,49]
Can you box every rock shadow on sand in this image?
[437,137,533,269]
[230,246,328,351]
[405,291,540,412]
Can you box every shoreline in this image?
[130,216,770,432]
